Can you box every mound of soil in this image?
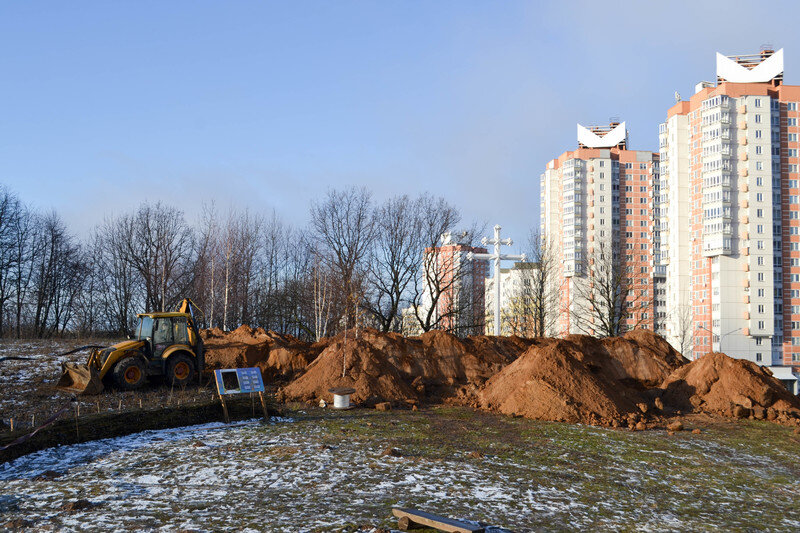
[278,328,534,405]
[201,327,316,381]
[480,338,645,427]
[203,324,799,429]
[660,352,800,423]
[279,336,418,406]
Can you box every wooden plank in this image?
[392,507,484,533]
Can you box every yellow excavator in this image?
[56,299,206,395]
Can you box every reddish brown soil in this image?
[201,326,800,429]
[279,336,418,406]
[481,334,800,428]
[660,352,800,423]
[201,327,318,381]
[277,328,534,405]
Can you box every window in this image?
[756,353,762,362]
[756,146,762,155]
[788,102,797,111]
[755,98,762,107]
[755,114,762,123]
[153,318,173,345]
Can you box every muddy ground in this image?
[0,339,223,432]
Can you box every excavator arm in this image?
[176,298,204,322]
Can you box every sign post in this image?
[213,368,268,422]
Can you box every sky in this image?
[2,1,800,255]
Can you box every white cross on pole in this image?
[468,225,526,336]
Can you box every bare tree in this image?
[364,195,422,332]
[526,230,559,337]
[92,216,140,335]
[310,187,375,330]
[10,201,39,338]
[0,188,22,336]
[671,303,694,358]
[121,202,195,312]
[311,255,334,340]
[408,197,485,336]
[570,241,650,337]
[31,212,85,337]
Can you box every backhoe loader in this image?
[56,299,205,395]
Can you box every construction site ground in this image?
[1,404,799,531]
[2,336,800,530]
[0,339,224,431]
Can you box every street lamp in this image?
[696,324,742,355]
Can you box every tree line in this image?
[1,182,671,341]
[0,184,535,340]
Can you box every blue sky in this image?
[2,1,798,252]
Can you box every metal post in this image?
[494,226,501,335]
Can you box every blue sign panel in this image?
[214,367,265,395]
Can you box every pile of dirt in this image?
[660,352,800,424]
[279,336,418,406]
[203,324,800,429]
[480,337,647,427]
[278,328,534,405]
[585,330,687,387]
[201,327,317,381]
[481,330,800,428]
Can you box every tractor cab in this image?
[135,312,205,375]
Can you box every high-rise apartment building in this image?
[541,123,664,337]
[659,48,799,390]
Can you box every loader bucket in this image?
[56,363,104,395]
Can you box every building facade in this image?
[402,232,487,337]
[658,48,799,391]
[483,261,541,336]
[541,123,664,337]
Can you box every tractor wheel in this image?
[113,357,147,391]
[166,353,195,388]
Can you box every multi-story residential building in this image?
[541,123,664,337]
[659,47,799,392]
[483,261,540,336]
[401,232,487,336]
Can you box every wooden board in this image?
[392,507,484,533]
